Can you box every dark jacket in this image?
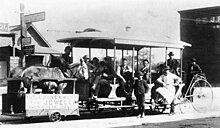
[133,79,149,95]
[61,54,72,64]
[167,58,180,75]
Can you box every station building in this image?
[179,6,220,86]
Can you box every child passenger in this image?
[132,71,149,118]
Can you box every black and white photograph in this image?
[0,0,220,127]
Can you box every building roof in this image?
[34,45,61,55]
[9,23,61,55]
[10,23,51,47]
[178,6,220,17]
[0,32,15,37]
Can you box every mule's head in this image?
[9,66,25,78]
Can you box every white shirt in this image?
[157,72,181,86]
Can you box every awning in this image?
[57,31,191,50]
[0,32,15,37]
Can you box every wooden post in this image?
[73,80,76,94]
[20,3,27,67]
[180,48,183,80]
[149,47,152,84]
[70,43,74,62]
[12,35,15,56]
[165,47,168,66]
[136,50,139,71]
[113,46,116,71]
[121,49,124,59]
[132,47,135,77]
[89,48,91,59]
[106,48,108,57]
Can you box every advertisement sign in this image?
[23,45,35,55]
[22,37,31,46]
[10,57,20,71]
[26,94,79,110]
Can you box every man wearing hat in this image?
[57,46,73,76]
[62,46,72,64]
[131,71,149,118]
[183,58,203,98]
[167,52,180,76]
[155,65,182,115]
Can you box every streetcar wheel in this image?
[150,105,166,114]
[49,112,62,122]
[122,107,134,116]
[190,79,213,113]
[90,107,103,115]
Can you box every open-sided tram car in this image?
[56,30,191,114]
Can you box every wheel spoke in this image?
[191,79,213,113]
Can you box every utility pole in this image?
[20,3,27,67]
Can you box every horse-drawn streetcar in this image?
[1,29,193,122]
[56,30,191,115]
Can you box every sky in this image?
[1,0,220,62]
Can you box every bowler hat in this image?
[64,46,71,51]
[168,52,174,56]
[163,65,170,70]
[191,58,197,62]
[83,55,90,59]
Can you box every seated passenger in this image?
[140,59,150,82]
[91,56,128,99]
[153,65,182,115]
[116,58,132,84]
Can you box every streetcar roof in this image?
[56,31,191,50]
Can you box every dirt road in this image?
[0,88,219,128]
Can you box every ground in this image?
[0,87,219,128]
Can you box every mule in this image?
[9,54,89,95]
[9,66,67,94]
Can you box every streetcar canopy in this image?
[56,31,191,50]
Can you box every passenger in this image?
[183,58,203,97]
[116,58,132,84]
[61,46,72,64]
[58,46,72,76]
[69,55,90,80]
[140,59,150,82]
[90,57,100,73]
[154,65,182,115]
[131,71,149,118]
[89,57,100,92]
[167,52,180,76]
[91,56,128,99]
[80,55,90,80]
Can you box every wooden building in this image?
[10,23,61,67]
[0,23,61,84]
[179,6,220,86]
[0,32,17,85]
